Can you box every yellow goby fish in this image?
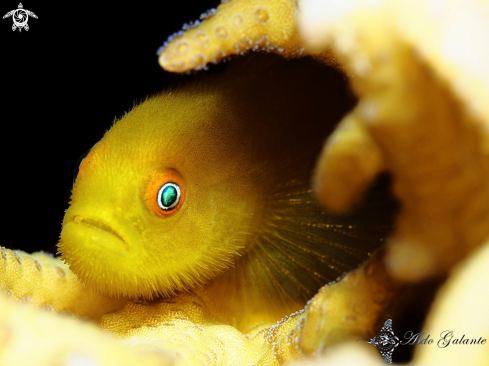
[59,55,394,331]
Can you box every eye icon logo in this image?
[3,3,37,32]
[358,319,400,363]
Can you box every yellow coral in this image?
[158,0,303,72]
[0,294,172,366]
[300,0,489,282]
[0,248,125,320]
[289,238,489,365]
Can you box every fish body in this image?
[60,55,394,331]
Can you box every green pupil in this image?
[161,186,177,208]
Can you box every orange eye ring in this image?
[145,169,186,217]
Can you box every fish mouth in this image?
[72,215,126,245]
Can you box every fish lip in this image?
[71,215,127,246]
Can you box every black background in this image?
[0,0,218,254]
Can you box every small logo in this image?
[358,319,400,363]
[359,319,487,363]
[3,3,37,32]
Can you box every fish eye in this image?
[144,169,185,217]
[157,183,181,211]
